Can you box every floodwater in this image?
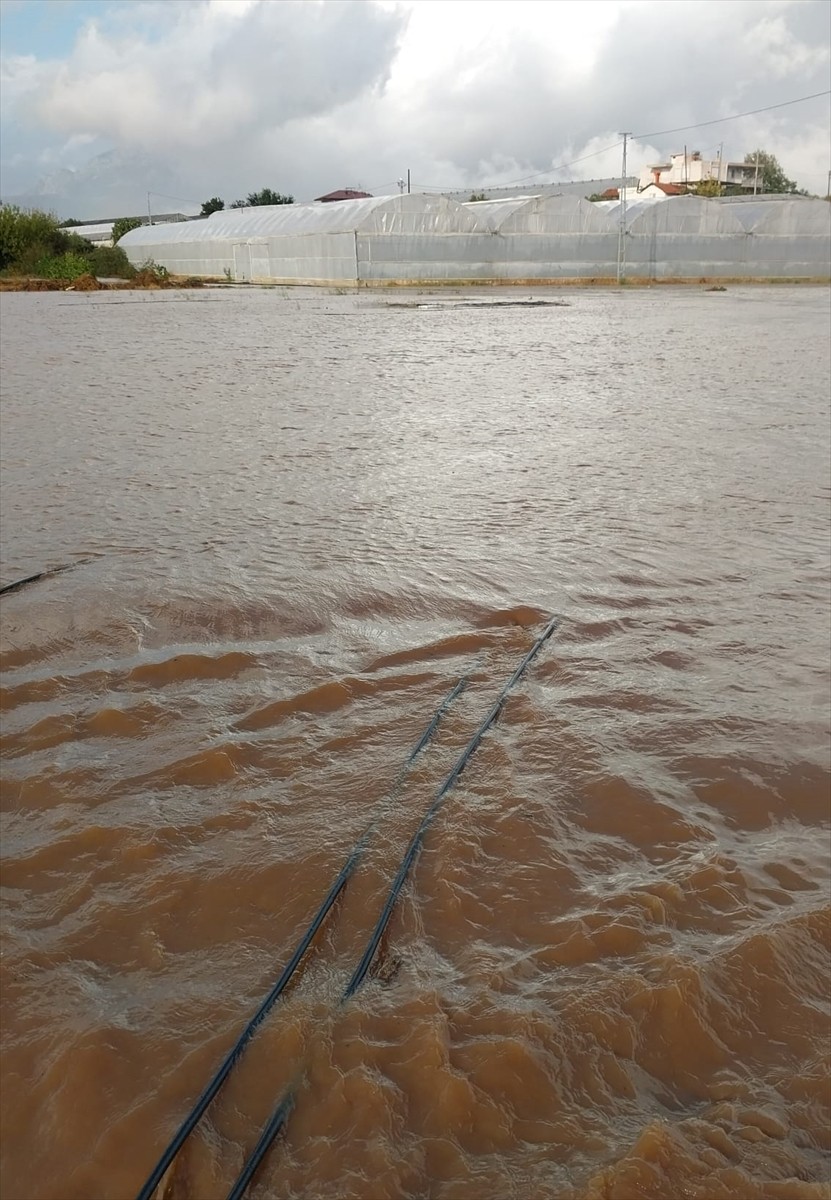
[1,285,829,1200]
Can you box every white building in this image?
[65,222,116,248]
[640,151,759,191]
[64,212,190,249]
[597,183,683,204]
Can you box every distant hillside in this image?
[1,149,197,221]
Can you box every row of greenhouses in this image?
[120,193,831,284]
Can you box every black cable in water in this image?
[226,613,560,1200]
[135,674,469,1200]
[0,558,92,596]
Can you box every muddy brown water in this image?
[1,286,829,1200]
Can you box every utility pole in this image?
[407,168,411,194]
[147,191,153,226]
[753,152,760,196]
[717,143,723,188]
[617,132,630,284]
[827,167,831,199]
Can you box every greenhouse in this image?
[119,192,831,285]
[461,195,618,280]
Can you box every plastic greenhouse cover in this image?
[627,196,746,235]
[481,195,615,234]
[462,198,537,229]
[749,199,831,236]
[120,195,485,246]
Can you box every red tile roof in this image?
[314,189,373,202]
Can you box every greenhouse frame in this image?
[120,192,831,285]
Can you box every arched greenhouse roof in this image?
[748,198,831,236]
[628,196,746,235]
[462,196,542,229]
[465,194,613,234]
[597,198,655,227]
[724,201,790,230]
[120,194,487,248]
[356,193,490,234]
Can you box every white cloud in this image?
[27,0,406,150]
[1,0,829,213]
[1,51,53,104]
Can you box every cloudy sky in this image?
[0,0,829,216]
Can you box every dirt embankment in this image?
[0,271,206,293]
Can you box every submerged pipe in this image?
[0,559,92,596]
[135,675,469,1200]
[226,613,560,1200]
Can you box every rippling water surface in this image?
[1,286,829,1200]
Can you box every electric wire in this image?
[413,142,623,192]
[634,89,831,140]
[413,89,830,196]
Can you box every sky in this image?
[0,0,829,217]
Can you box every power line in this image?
[635,89,831,141]
[413,90,829,197]
[414,141,624,195]
[147,190,201,210]
[413,142,624,194]
[500,141,624,186]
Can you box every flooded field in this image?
[1,285,829,1200]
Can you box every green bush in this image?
[63,231,94,254]
[7,239,55,275]
[137,259,169,280]
[0,204,100,275]
[1,205,64,270]
[90,244,136,278]
[32,252,94,280]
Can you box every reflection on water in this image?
[1,286,829,1200]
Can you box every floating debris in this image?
[387,297,571,310]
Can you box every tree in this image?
[112,216,143,243]
[468,191,488,202]
[229,188,294,208]
[743,150,797,194]
[694,179,723,198]
[60,218,84,227]
[200,196,225,216]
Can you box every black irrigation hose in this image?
[0,559,91,596]
[226,613,560,1200]
[135,675,469,1200]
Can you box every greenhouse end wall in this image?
[119,195,831,284]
